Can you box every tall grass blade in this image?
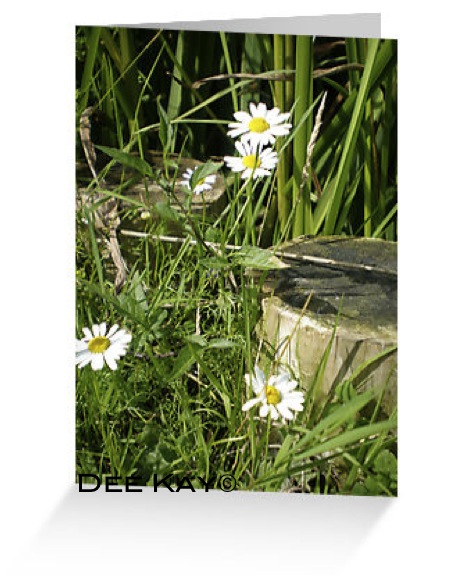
[292,35,313,237]
[323,38,380,235]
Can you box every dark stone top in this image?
[263,236,397,341]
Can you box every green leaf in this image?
[232,246,289,270]
[96,145,155,177]
[364,476,382,495]
[199,256,229,270]
[141,421,160,449]
[189,161,223,191]
[153,201,182,223]
[157,97,173,151]
[373,449,397,476]
[373,203,398,238]
[219,391,232,420]
[167,345,196,381]
[158,443,178,464]
[148,308,168,337]
[296,387,383,450]
[323,38,380,234]
[131,272,148,314]
[206,338,238,349]
[185,334,208,347]
[296,418,397,461]
[351,482,369,496]
[273,433,294,469]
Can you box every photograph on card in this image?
[76,25,397,496]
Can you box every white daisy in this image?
[227,102,292,147]
[76,322,132,371]
[242,365,305,422]
[180,167,217,195]
[224,141,278,180]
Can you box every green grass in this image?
[75,26,397,495]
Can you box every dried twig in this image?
[120,230,397,276]
[78,107,128,292]
[191,64,364,90]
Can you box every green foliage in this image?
[188,161,223,191]
[76,27,397,244]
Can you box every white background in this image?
[1,1,453,575]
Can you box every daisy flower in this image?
[180,167,217,195]
[224,141,278,180]
[227,102,292,147]
[76,322,132,371]
[242,365,304,422]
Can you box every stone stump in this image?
[261,236,397,414]
[76,150,226,221]
[76,151,226,289]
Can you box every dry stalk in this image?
[299,91,328,194]
[78,107,128,292]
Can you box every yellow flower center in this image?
[249,117,270,133]
[88,336,110,354]
[242,154,259,170]
[196,178,206,187]
[266,385,281,406]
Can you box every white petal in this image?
[108,344,128,359]
[110,328,126,340]
[225,157,244,173]
[252,168,271,179]
[76,350,93,367]
[259,155,278,170]
[276,371,292,382]
[259,404,270,418]
[275,376,298,394]
[92,324,100,337]
[277,403,295,421]
[110,330,131,346]
[268,374,281,387]
[82,327,93,340]
[91,353,104,370]
[76,355,93,368]
[285,399,304,411]
[266,106,280,118]
[233,111,251,123]
[270,125,292,137]
[270,112,290,124]
[244,373,253,387]
[235,139,249,156]
[255,102,267,117]
[241,132,268,147]
[107,324,119,338]
[260,147,277,158]
[121,332,132,344]
[224,155,237,165]
[249,102,258,116]
[76,347,91,361]
[285,391,305,402]
[254,365,265,386]
[105,352,118,370]
[269,405,279,420]
[227,126,248,139]
[242,398,262,412]
[99,322,107,336]
[76,339,88,352]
